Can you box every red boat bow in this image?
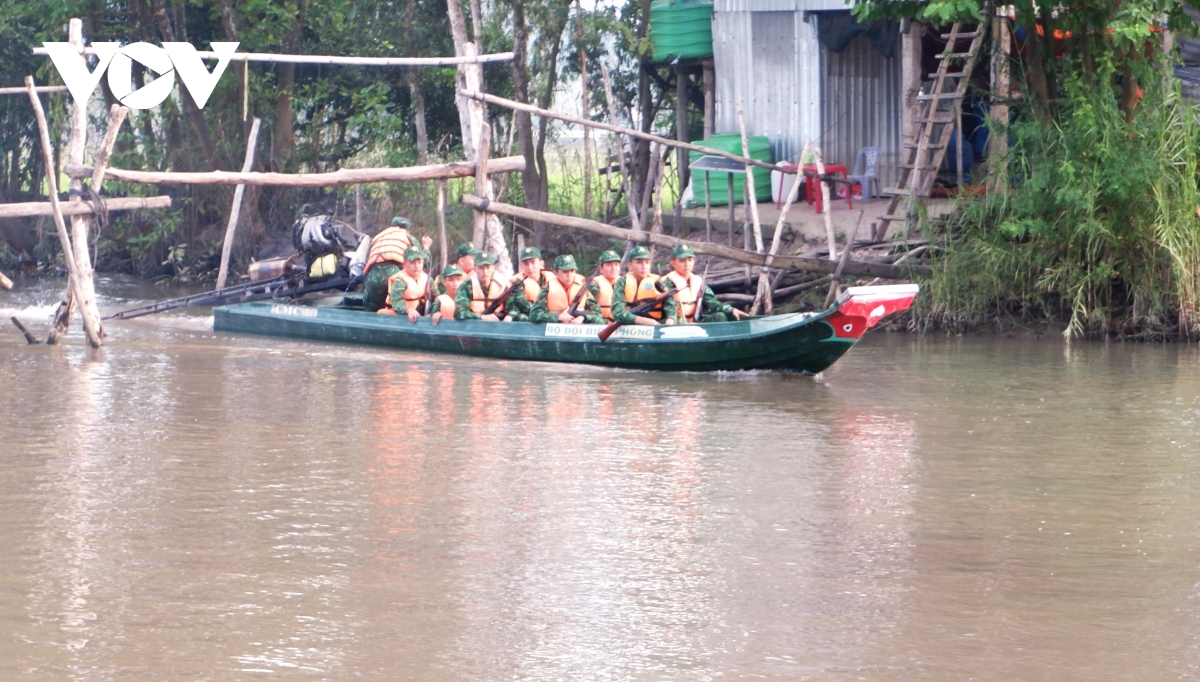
[824,284,919,340]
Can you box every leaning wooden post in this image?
[436,179,448,272]
[811,145,838,260]
[599,61,643,237]
[0,271,12,290]
[473,122,491,249]
[726,173,734,247]
[355,183,364,233]
[216,117,261,289]
[26,76,98,347]
[59,20,107,347]
[704,170,711,243]
[735,105,763,253]
[84,102,128,276]
[753,138,811,315]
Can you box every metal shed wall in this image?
[711,8,822,162]
[819,30,902,188]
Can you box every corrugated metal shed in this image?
[820,28,902,187]
[711,0,902,183]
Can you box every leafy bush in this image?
[920,63,1200,339]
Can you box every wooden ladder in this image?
[875,15,989,240]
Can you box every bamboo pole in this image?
[63,156,525,186]
[576,0,592,218]
[460,88,780,172]
[753,139,812,315]
[437,179,448,272]
[216,117,261,289]
[0,85,67,95]
[472,122,490,248]
[10,317,39,344]
[736,105,763,253]
[33,46,514,66]
[83,102,128,273]
[0,196,171,219]
[355,184,363,233]
[459,194,925,280]
[825,210,866,309]
[812,145,838,260]
[648,144,667,261]
[26,75,101,348]
[599,61,642,233]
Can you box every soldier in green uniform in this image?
[429,265,464,324]
[434,243,481,295]
[504,245,548,322]
[454,251,509,321]
[660,244,747,323]
[530,255,604,324]
[387,246,432,322]
[588,249,623,321]
[610,245,666,326]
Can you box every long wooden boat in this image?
[212,283,918,373]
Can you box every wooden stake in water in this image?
[216,117,261,289]
[753,138,812,315]
[437,179,449,272]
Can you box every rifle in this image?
[565,267,600,319]
[597,289,674,342]
[483,276,523,316]
[104,274,351,321]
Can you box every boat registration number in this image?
[544,324,654,340]
[270,304,318,318]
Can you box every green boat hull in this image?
[211,285,918,373]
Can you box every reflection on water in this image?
[4,279,1200,679]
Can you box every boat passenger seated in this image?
[588,249,622,322]
[430,265,464,325]
[505,246,551,322]
[378,246,429,322]
[610,245,665,326]
[661,244,747,323]
[455,251,511,321]
[361,216,413,312]
[435,242,480,295]
[530,255,604,325]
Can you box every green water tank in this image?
[690,134,773,206]
[650,0,713,63]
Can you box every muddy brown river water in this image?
[3,277,1200,680]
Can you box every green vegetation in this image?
[920,72,1200,339]
[854,0,1200,339]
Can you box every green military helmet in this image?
[404,246,425,262]
[599,249,622,263]
[475,251,497,266]
[519,245,542,261]
[671,244,696,259]
[390,216,411,227]
[455,242,481,259]
[441,264,464,279]
[553,254,578,271]
[629,245,652,260]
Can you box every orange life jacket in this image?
[623,273,663,320]
[435,293,456,318]
[594,274,616,321]
[384,270,429,312]
[545,273,588,314]
[469,274,510,315]
[664,271,704,322]
[513,270,551,303]
[364,226,412,274]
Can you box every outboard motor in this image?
[291,214,362,281]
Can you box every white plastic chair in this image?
[847,147,881,203]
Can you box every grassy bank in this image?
[917,72,1200,341]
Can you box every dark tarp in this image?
[814,11,899,58]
